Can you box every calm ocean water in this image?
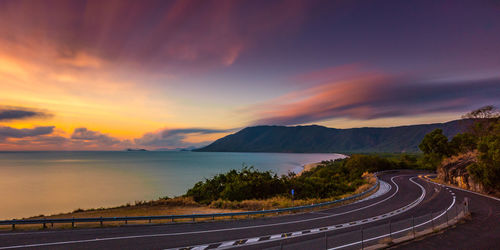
[0,151,344,219]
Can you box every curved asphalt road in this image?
[0,170,498,249]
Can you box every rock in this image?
[438,151,488,193]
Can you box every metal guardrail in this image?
[0,178,379,229]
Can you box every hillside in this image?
[195,119,473,153]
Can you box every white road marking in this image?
[245,238,259,243]
[217,241,235,248]
[192,245,208,250]
[270,234,281,240]
[291,231,302,236]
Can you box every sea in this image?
[0,151,344,220]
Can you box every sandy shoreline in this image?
[297,154,348,176]
[297,162,321,176]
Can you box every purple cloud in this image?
[252,75,500,125]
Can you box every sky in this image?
[0,0,499,150]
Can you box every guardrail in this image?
[0,178,379,230]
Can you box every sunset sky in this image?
[1,0,499,150]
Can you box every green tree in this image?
[449,132,477,154]
[419,129,451,168]
[467,120,500,189]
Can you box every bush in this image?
[467,120,500,189]
[186,154,402,204]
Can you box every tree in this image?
[419,129,451,168]
[449,132,477,154]
[467,120,500,189]
[419,129,451,157]
[462,105,499,119]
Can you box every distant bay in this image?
[0,151,344,219]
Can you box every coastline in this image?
[297,162,321,176]
[298,154,347,176]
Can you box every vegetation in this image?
[468,120,500,189]
[186,153,426,205]
[420,106,500,190]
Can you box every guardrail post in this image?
[43,218,47,229]
[149,218,151,223]
[324,231,328,250]
[431,212,434,230]
[192,217,195,222]
[125,216,128,225]
[72,217,75,228]
[389,220,392,239]
[100,217,103,227]
[446,209,449,225]
[412,216,415,238]
[361,227,364,250]
[11,220,15,231]
[51,222,54,228]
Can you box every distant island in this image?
[195,119,473,153]
[126,148,148,151]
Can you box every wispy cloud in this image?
[135,127,233,148]
[251,72,500,125]
[0,0,309,73]
[71,128,121,146]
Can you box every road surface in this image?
[0,170,499,249]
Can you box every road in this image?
[0,170,499,249]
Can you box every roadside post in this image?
[464,197,470,214]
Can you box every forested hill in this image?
[195,119,473,153]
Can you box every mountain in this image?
[195,119,474,153]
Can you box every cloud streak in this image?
[71,128,121,146]
[135,128,232,148]
[0,0,309,72]
[252,74,500,125]
[0,126,54,140]
[0,106,51,121]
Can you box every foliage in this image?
[449,133,477,154]
[186,166,285,204]
[419,128,452,168]
[467,119,500,189]
[418,105,500,190]
[186,154,420,204]
[462,105,499,119]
